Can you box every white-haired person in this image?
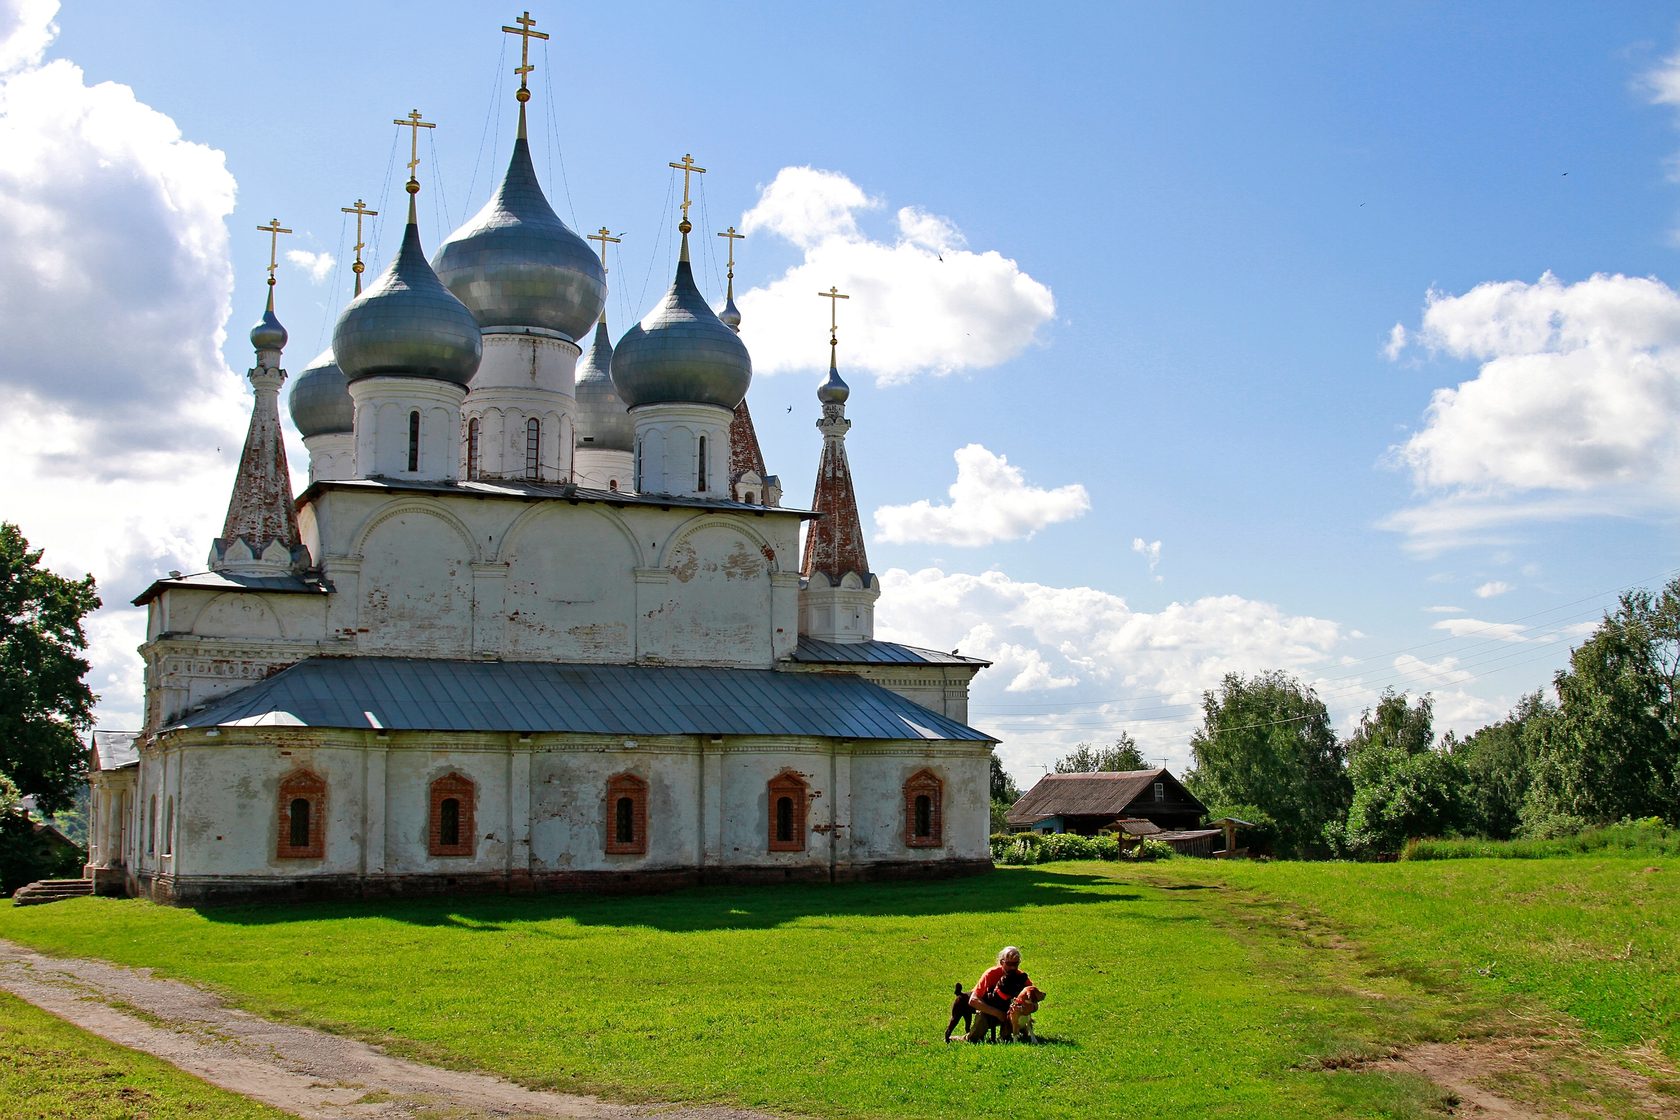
[965,945,1033,1042]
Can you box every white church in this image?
[83,23,995,904]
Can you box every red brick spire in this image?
[801,363,870,583]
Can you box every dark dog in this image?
[945,982,972,1042]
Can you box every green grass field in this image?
[1,857,1675,1119]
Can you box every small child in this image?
[944,982,974,1042]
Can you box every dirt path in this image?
[0,938,784,1120]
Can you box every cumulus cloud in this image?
[1384,272,1680,549]
[1474,580,1513,599]
[873,444,1090,546]
[1432,618,1530,643]
[286,248,334,284]
[0,2,244,729]
[875,566,1344,773]
[736,167,1055,383]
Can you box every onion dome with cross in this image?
[432,11,604,342]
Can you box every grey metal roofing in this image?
[790,637,991,668]
[1005,770,1202,828]
[298,476,814,519]
[132,570,329,607]
[167,657,995,744]
[90,730,140,770]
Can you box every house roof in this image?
[789,637,990,668]
[1005,769,1201,828]
[89,730,140,771]
[165,656,996,745]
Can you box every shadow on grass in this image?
[194,867,1159,933]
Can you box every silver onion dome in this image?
[612,255,751,410]
[575,320,633,452]
[250,301,288,352]
[288,348,353,437]
[719,291,742,331]
[818,364,849,405]
[333,214,482,386]
[432,134,605,341]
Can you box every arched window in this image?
[744,491,756,505]
[768,770,808,852]
[608,479,618,492]
[903,769,943,848]
[428,772,475,857]
[407,410,421,472]
[634,439,642,490]
[466,417,481,480]
[697,435,708,491]
[163,796,174,856]
[277,770,326,859]
[146,794,157,856]
[604,772,647,855]
[525,417,541,480]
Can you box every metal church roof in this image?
[167,657,995,744]
[790,638,991,667]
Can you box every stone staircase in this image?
[11,878,94,906]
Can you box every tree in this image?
[0,523,100,813]
[1184,671,1349,858]
[1054,733,1149,773]
[1523,580,1679,830]
[1449,691,1552,839]
[989,753,1021,833]
[1340,691,1463,857]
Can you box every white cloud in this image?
[873,444,1089,547]
[736,167,1055,383]
[286,248,334,284]
[1132,537,1163,581]
[1393,653,1475,687]
[1424,605,1465,614]
[0,8,244,730]
[1383,322,1407,361]
[1474,580,1513,599]
[1432,618,1530,643]
[1385,272,1680,549]
[875,566,1344,775]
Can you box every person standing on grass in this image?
[966,945,1031,1042]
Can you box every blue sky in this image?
[4,1,1678,782]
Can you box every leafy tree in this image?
[0,523,100,813]
[1184,671,1349,858]
[1523,580,1679,829]
[1341,691,1463,857]
[989,752,1021,832]
[1449,691,1552,839]
[1054,733,1149,773]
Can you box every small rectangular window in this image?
[526,418,541,480]
[407,410,421,472]
[1154,782,1165,802]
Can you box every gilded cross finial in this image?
[340,199,379,296]
[667,153,706,234]
[257,217,292,291]
[587,227,621,272]
[394,109,436,195]
[717,226,744,279]
[501,11,548,103]
[819,285,849,339]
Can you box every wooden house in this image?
[1004,768,1207,834]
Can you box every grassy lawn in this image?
[0,990,295,1119]
[1,857,1674,1120]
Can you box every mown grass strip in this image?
[0,991,295,1119]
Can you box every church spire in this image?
[801,285,872,588]
[211,222,309,576]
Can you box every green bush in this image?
[989,830,1122,865]
[1401,817,1680,861]
[1129,837,1176,862]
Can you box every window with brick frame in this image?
[604,772,647,855]
[428,772,476,857]
[767,770,808,852]
[277,769,326,859]
[903,769,943,848]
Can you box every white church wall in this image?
[500,504,638,660]
[846,749,992,864]
[713,745,833,871]
[529,740,703,872]
[353,504,478,655]
[572,447,631,493]
[381,745,512,875]
[649,519,779,666]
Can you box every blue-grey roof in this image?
[90,730,140,770]
[132,570,329,607]
[298,476,815,518]
[168,657,995,744]
[791,637,991,668]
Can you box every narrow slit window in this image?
[634,439,642,490]
[277,770,326,859]
[697,435,708,491]
[768,771,808,852]
[466,418,481,480]
[288,798,310,848]
[164,797,174,856]
[526,418,541,480]
[428,773,475,857]
[776,796,794,843]
[903,770,943,848]
[604,773,647,855]
[914,795,932,837]
[407,410,421,472]
[615,797,634,843]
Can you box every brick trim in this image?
[277,769,326,860]
[604,772,647,855]
[428,772,476,858]
[903,768,943,848]
[767,770,809,852]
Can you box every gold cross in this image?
[393,109,436,184]
[501,11,548,97]
[667,153,706,227]
[587,227,621,272]
[717,226,744,277]
[340,199,378,293]
[818,285,850,340]
[257,217,292,288]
